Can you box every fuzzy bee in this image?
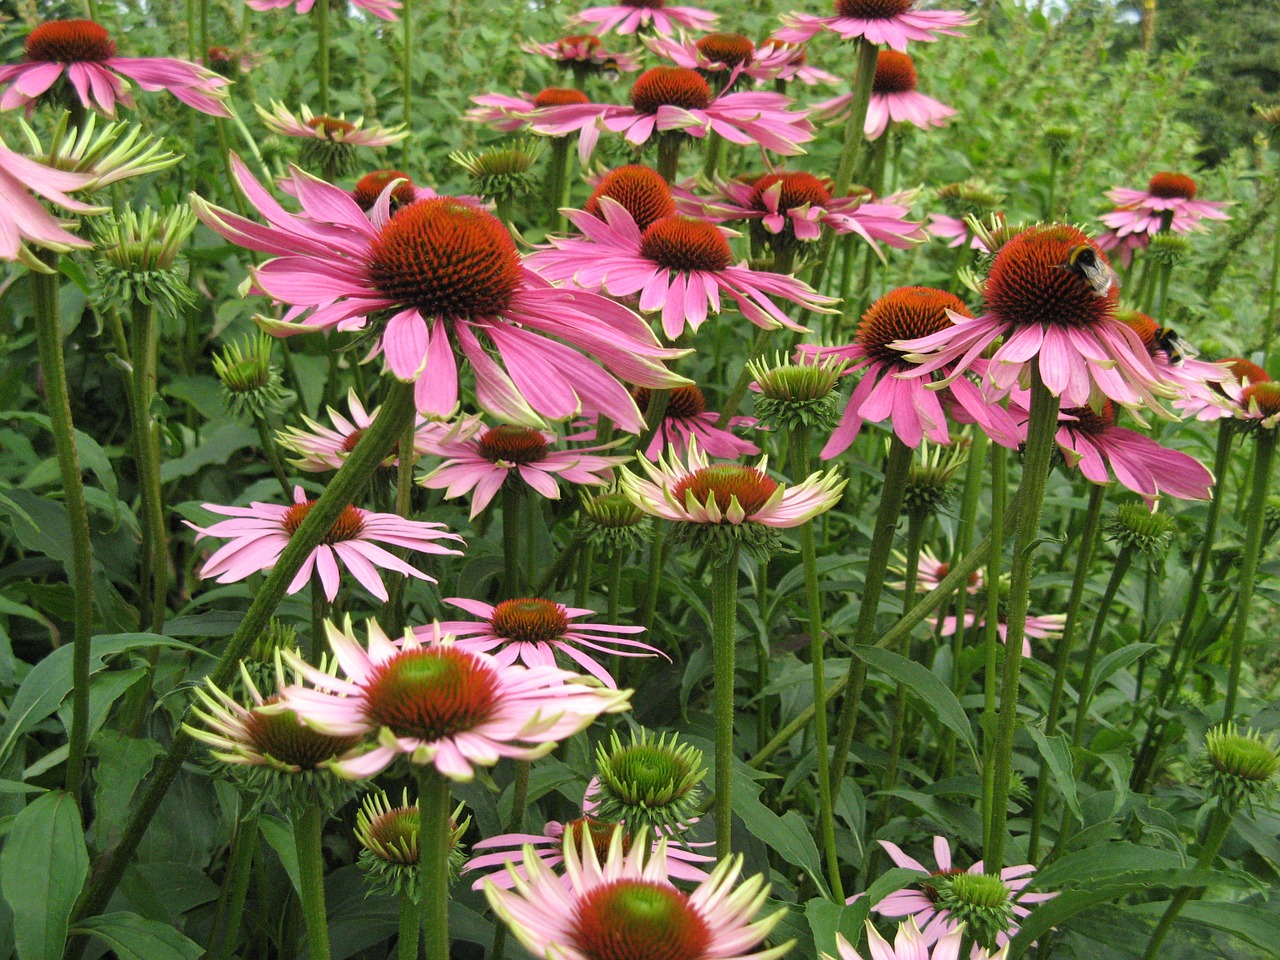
[1063,244,1119,297]
[1153,326,1198,365]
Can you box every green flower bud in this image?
[593,727,707,835]
[746,351,847,433]
[1197,723,1280,810]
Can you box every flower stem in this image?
[1262,159,1280,365]
[980,442,1006,854]
[294,801,331,960]
[416,765,452,960]
[1069,546,1133,748]
[401,0,414,169]
[130,297,168,634]
[502,484,524,599]
[656,135,682,183]
[546,137,573,232]
[711,544,741,859]
[32,263,96,803]
[790,425,843,901]
[831,38,878,201]
[255,415,293,497]
[1222,428,1277,722]
[398,890,420,960]
[642,524,666,631]
[1140,804,1234,960]
[829,435,914,795]
[315,0,331,114]
[985,367,1059,873]
[1028,481,1106,859]
[208,811,258,960]
[1045,149,1061,220]
[716,327,774,427]
[67,380,419,946]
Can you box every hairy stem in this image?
[711,546,741,858]
[294,802,331,960]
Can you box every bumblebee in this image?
[1063,244,1119,298]
[1153,326,1198,365]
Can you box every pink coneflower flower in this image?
[620,436,846,527]
[204,44,261,78]
[632,384,761,459]
[893,546,982,592]
[275,388,442,472]
[1115,311,1231,422]
[585,164,677,230]
[775,0,973,51]
[680,172,926,253]
[569,0,719,37]
[1238,381,1280,429]
[465,815,713,890]
[896,225,1175,414]
[281,619,632,780]
[802,287,1021,458]
[754,37,840,86]
[522,34,644,74]
[0,135,102,263]
[0,19,232,117]
[186,485,464,602]
[190,160,688,428]
[466,87,595,145]
[530,66,815,162]
[528,199,835,340]
[1099,172,1230,241]
[829,919,990,960]
[435,596,664,688]
[644,32,779,86]
[257,101,407,148]
[484,828,792,960]
[937,610,1065,658]
[418,418,625,519]
[813,50,955,139]
[246,0,401,20]
[1172,356,1266,421]
[866,836,1056,949]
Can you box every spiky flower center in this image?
[672,465,778,517]
[477,425,549,464]
[834,0,914,19]
[1117,309,1159,353]
[623,0,666,7]
[695,33,756,68]
[948,872,1012,908]
[584,492,646,528]
[1207,728,1280,782]
[1147,172,1197,200]
[635,385,707,420]
[563,818,630,862]
[363,804,420,864]
[750,172,832,213]
[361,647,500,742]
[630,67,713,114]
[1061,401,1116,434]
[306,115,358,139]
[489,598,570,644]
[353,170,416,211]
[936,181,1003,219]
[368,198,523,318]
[585,165,676,230]
[640,217,733,273]
[534,87,591,108]
[1243,382,1280,417]
[1224,358,1271,386]
[281,501,366,544]
[873,50,918,94]
[922,867,967,903]
[857,286,969,363]
[243,700,363,769]
[599,744,696,805]
[26,20,115,62]
[983,225,1115,329]
[571,881,711,960]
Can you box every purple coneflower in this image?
[247,0,401,20]
[275,388,443,472]
[569,0,719,37]
[775,0,973,51]
[0,135,102,262]
[813,50,955,139]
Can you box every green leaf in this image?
[0,411,120,520]
[1081,643,1156,708]
[259,815,302,896]
[159,424,257,482]
[805,899,862,957]
[0,790,89,960]
[70,912,202,960]
[851,646,976,756]
[1137,900,1280,952]
[88,732,163,848]
[1024,723,1081,819]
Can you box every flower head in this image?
[186,485,464,603]
[749,351,847,433]
[214,333,292,420]
[450,139,545,207]
[257,102,406,178]
[829,918,1005,960]
[1197,723,1280,809]
[435,596,665,688]
[247,0,401,20]
[523,34,644,75]
[775,0,974,51]
[0,19,232,117]
[275,388,440,472]
[586,164,677,229]
[813,49,954,139]
[579,483,655,552]
[753,37,840,86]
[630,384,760,460]
[191,160,688,427]
[0,133,102,268]
[484,827,792,960]
[282,619,632,780]
[591,727,707,833]
[92,204,197,318]
[568,0,719,37]
[1097,171,1230,256]
[644,32,794,87]
[355,789,469,900]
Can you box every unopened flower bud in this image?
[592,727,707,835]
[93,205,197,317]
[1197,723,1280,810]
[451,138,545,205]
[213,333,290,420]
[934,872,1016,952]
[747,351,846,432]
[1105,502,1174,555]
[355,789,470,900]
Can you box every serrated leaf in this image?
[70,911,202,960]
[0,790,89,960]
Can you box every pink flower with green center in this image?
[620,436,845,527]
[813,50,955,139]
[275,388,445,472]
[256,101,408,147]
[190,160,688,427]
[569,0,719,37]
[775,0,974,51]
[246,0,401,20]
[186,485,464,602]
[418,418,626,518]
[0,135,102,263]
[484,827,793,960]
[522,35,644,74]
[436,596,665,688]
[281,620,632,780]
[830,918,1010,960]
[0,19,232,117]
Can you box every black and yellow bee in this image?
[1063,244,1119,298]
[1153,326,1198,365]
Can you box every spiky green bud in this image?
[592,727,707,835]
[580,485,653,553]
[746,351,846,433]
[451,138,546,204]
[93,206,197,318]
[936,181,1004,221]
[355,790,469,901]
[213,333,291,420]
[1042,124,1078,154]
[903,437,970,517]
[1145,232,1192,267]
[1105,502,1174,555]
[934,872,1015,951]
[1197,723,1280,810]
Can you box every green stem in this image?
[33,264,95,802]
[1222,429,1277,722]
[1263,158,1280,365]
[131,297,167,634]
[294,802,331,960]
[315,0,330,114]
[208,811,258,960]
[1069,547,1133,747]
[1028,481,1106,859]
[656,135,682,182]
[638,389,671,452]
[980,443,1007,853]
[1141,805,1234,960]
[829,436,914,795]
[255,415,293,497]
[86,0,100,22]
[791,426,843,901]
[534,532,583,596]
[416,765,452,960]
[502,484,524,599]
[398,890,420,960]
[985,368,1059,873]
[1045,150,1060,220]
[401,0,414,169]
[546,137,573,232]
[711,545,741,859]
[575,542,595,608]
[831,39,879,199]
[702,131,725,179]
[67,381,418,946]
[642,524,666,632]
[508,760,530,833]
